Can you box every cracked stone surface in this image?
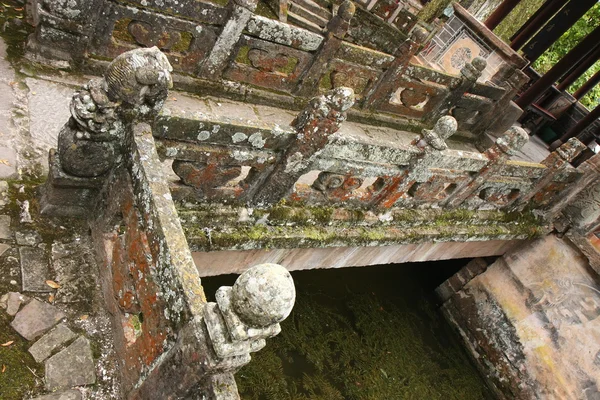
[0,215,11,239]
[45,336,96,391]
[19,246,52,292]
[30,389,82,400]
[29,322,77,363]
[10,299,65,340]
[6,291,28,316]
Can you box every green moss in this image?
[235,45,251,66]
[0,0,34,63]
[255,0,279,19]
[171,31,193,53]
[319,71,333,92]
[112,19,135,44]
[236,270,492,400]
[278,57,299,75]
[417,0,452,23]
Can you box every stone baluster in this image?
[130,263,296,399]
[199,0,260,80]
[472,65,529,138]
[426,57,487,125]
[443,126,529,209]
[252,87,355,205]
[361,27,429,109]
[27,0,104,65]
[512,138,586,210]
[374,116,458,208]
[40,47,173,217]
[294,1,355,97]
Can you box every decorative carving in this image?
[203,263,295,359]
[416,115,458,151]
[399,87,428,108]
[57,47,172,177]
[172,161,242,195]
[253,87,355,204]
[312,172,363,198]
[246,48,296,73]
[128,20,185,51]
[495,126,529,156]
[479,187,520,206]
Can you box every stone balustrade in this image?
[27,0,527,138]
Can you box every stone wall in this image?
[439,234,600,399]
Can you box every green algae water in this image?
[203,261,494,400]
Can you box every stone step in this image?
[292,0,332,20]
[287,10,326,33]
[289,2,329,27]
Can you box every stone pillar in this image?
[294,1,354,98]
[513,137,586,209]
[27,0,104,65]
[546,153,600,218]
[361,27,429,109]
[484,0,521,30]
[443,126,529,209]
[130,263,296,399]
[472,65,529,138]
[199,0,259,80]
[426,57,486,125]
[40,47,173,217]
[252,87,355,205]
[375,116,458,208]
[516,24,600,110]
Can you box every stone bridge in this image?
[25,0,600,398]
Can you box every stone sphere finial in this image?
[337,0,355,20]
[326,87,355,112]
[411,27,429,44]
[435,115,458,140]
[495,125,528,155]
[232,263,296,328]
[471,56,487,72]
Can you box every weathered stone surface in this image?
[45,336,96,390]
[0,214,11,239]
[11,299,66,341]
[29,323,77,363]
[0,243,9,257]
[19,246,52,292]
[15,230,43,246]
[30,389,82,400]
[6,291,28,316]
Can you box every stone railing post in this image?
[131,263,296,399]
[252,87,355,205]
[426,57,487,125]
[512,137,586,210]
[361,27,429,109]
[199,0,260,80]
[27,0,104,65]
[472,65,529,138]
[294,1,355,98]
[443,126,529,209]
[375,116,458,208]
[40,46,173,217]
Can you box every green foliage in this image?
[494,1,600,109]
[236,269,491,400]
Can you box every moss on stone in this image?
[235,45,251,66]
[171,31,193,53]
[255,0,278,20]
[112,19,135,44]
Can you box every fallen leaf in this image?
[80,315,88,320]
[1,341,14,347]
[14,7,23,11]
[2,364,5,373]
[0,159,10,166]
[48,294,55,303]
[46,280,60,289]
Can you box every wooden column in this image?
[521,0,597,64]
[556,44,600,92]
[574,69,600,100]
[516,24,600,110]
[484,0,522,30]
[550,103,600,150]
[510,0,569,50]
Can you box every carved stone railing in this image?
[40,47,296,399]
[27,0,526,137]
